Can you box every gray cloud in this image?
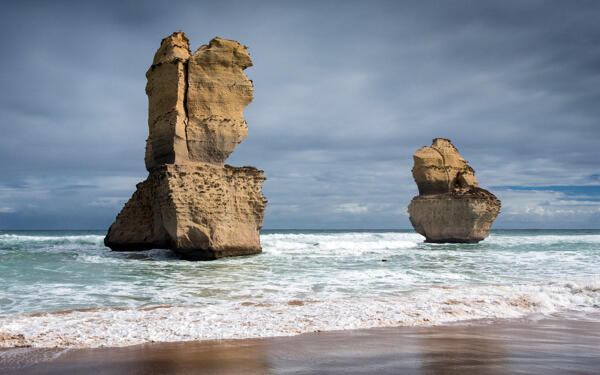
[0,0,599,229]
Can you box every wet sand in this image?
[1,317,599,374]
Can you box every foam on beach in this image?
[0,230,599,347]
[1,277,599,348]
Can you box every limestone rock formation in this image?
[105,32,267,260]
[408,138,500,243]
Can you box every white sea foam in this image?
[0,278,598,348]
[261,232,423,256]
[1,230,599,348]
[0,234,104,245]
[486,234,600,247]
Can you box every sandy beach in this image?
[2,317,599,374]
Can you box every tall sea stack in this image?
[105,32,267,260]
[408,138,500,243]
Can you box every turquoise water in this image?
[0,229,599,347]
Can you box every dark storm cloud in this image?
[0,0,599,229]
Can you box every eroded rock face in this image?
[144,32,191,170]
[408,139,500,243]
[106,32,267,259]
[105,164,266,259]
[186,38,253,164]
[144,33,254,169]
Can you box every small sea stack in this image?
[408,138,500,243]
[105,32,267,260]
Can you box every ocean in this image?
[0,229,599,348]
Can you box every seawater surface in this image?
[0,229,599,347]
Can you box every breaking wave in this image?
[1,278,598,348]
[0,230,599,347]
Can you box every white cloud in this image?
[335,203,368,214]
[88,197,128,207]
[494,189,600,228]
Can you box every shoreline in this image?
[1,274,599,348]
[2,316,599,374]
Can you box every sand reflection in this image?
[3,318,600,375]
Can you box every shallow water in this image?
[0,229,599,347]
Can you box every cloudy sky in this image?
[1,0,599,229]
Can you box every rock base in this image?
[105,163,267,260]
[408,189,501,243]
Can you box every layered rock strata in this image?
[407,138,500,243]
[105,32,267,260]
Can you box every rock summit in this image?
[408,138,500,243]
[105,32,267,260]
